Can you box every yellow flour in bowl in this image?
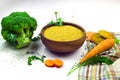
[43,25,83,42]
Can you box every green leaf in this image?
[49,21,55,25]
[27,55,46,65]
[31,35,40,41]
[67,56,113,76]
[49,12,63,26]
[57,17,63,26]
[114,38,120,44]
[67,63,82,76]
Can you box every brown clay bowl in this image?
[40,22,86,53]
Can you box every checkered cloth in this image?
[78,63,120,80]
[77,33,120,80]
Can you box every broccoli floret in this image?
[1,12,37,49]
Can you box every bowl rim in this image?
[40,22,86,43]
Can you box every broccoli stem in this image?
[16,30,31,48]
[16,38,31,48]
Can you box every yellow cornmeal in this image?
[43,25,83,42]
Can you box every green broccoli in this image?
[1,12,37,49]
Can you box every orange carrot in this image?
[86,31,95,41]
[80,38,114,63]
[54,59,64,68]
[45,59,55,67]
[44,59,64,68]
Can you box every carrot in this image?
[44,59,55,67]
[54,59,64,68]
[86,31,95,41]
[80,38,114,63]
[44,59,64,68]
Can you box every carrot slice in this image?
[54,59,64,68]
[44,59,54,67]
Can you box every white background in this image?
[0,0,120,80]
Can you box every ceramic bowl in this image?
[40,22,86,53]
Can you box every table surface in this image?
[0,0,120,80]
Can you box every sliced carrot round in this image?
[54,59,64,68]
[44,59,54,67]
